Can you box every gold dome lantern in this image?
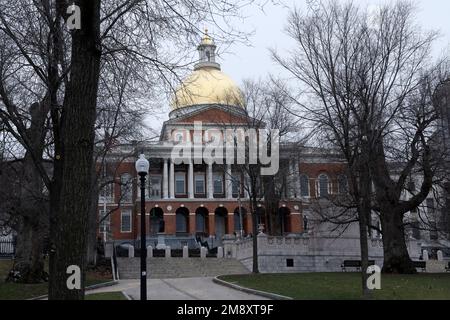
[171,30,244,110]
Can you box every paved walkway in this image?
[87,278,268,300]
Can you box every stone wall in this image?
[226,233,422,273]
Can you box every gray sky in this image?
[149,0,450,131]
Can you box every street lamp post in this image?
[135,154,149,301]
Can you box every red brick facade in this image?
[97,161,345,242]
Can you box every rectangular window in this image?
[286,259,294,268]
[300,175,310,197]
[175,172,186,195]
[120,210,132,233]
[98,210,110,234]
[149,176,162,199]
[232,174,240,197]
[99,178,114,203]
[195,173,205,194]
[120,174,133,203]
[213,173,223,194]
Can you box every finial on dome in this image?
[201,27,214,45]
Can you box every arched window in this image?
[100,176,114,203]
[318,174,329,198]
[195,207,208,233]
[234,207,247,235]
[176,208,189,233]
[279,207,291,234]
[300,174,310,197]
[338,175,349,194]
[150,207,164,235]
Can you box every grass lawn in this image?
[86,292,127,300]
[0,259,113,300]
[219,273,450,300]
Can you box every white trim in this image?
[194,172,206,194]
[120,209,132,233]
[175,172,187,195]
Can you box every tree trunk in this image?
[263,176,281,235]
[48,0,101,300]
[358,175,371,299]
[381,211,416,274]
[357,143,371,299]
[86,164,99,267]
[251,196,259,274]
[10,100,50,283]
[369,138,417,274]
[11,215,47,283]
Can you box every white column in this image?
[207,163,214,199]
[163,158,169,199]
[169,159,175,199]
[226,164,233,199]
[188,160,194,199]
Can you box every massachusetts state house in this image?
[97,31,348,250]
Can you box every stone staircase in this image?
[117,257,250,279]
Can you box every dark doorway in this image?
[176,207,189,234]
[149,207,164,235]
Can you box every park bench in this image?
[341,260,375,272]
[412,261,427,272]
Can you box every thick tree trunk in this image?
[11,215,47,283]
[369,138,417,274]
[10,100,50,283]
[381,211,416,274]
[263,176,281,235]
[48,0,101,300]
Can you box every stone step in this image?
[116,257,249,279]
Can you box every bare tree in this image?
[0,0,254,299]
[211,78,306,272]
[273,0,442,280]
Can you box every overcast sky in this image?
[149,0,450,130]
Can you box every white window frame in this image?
[148,175,162,199]
[231,173,241,196]
[120,173,133,203]
[194,173,205,194]
[213,173,224,194]
[175,172,186,195]
[120,210,132,233]
[99,209,111,234]
[300,174,310,198]
[99,178,114,203]
[317,174,330,198]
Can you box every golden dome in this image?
[171,67,244,110]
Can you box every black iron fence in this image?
[0,238,16,257]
